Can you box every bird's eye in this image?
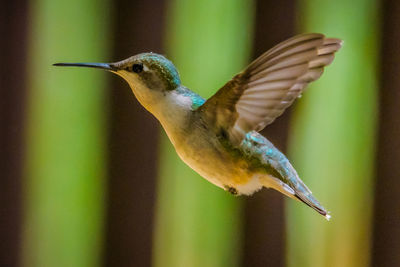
[131,63,143,73]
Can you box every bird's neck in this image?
[159,90,191,120]
[156,89,200,146]
[132,84,203,146]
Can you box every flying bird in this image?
[54,33,343,219]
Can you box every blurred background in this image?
[2,0,399,266]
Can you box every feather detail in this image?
[199,33,343,145]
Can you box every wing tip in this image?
[323,37,344,50]
[280,33,343,47]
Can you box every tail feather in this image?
[260,175,330,220]
[289,176,330,220]
[294,193,331,220]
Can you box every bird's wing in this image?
[199,33,343,145]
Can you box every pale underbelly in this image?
[174,138,264,195]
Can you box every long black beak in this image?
[53,62,116,71]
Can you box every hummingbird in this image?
[54,33,342,220]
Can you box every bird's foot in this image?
[224,185,238,195]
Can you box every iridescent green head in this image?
[54,52,181,92]
[54,53,183,112]
[112,53,181,91]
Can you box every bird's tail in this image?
[260,175,330,220]
[293,190,330,220]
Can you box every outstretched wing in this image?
[199,33,343,145]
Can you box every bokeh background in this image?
[2,0,399,266]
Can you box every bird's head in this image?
[54,53,182,112]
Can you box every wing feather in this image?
[199,33,343,145]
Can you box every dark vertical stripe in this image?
[372,1,400,266]
[0,1,28,266]
[104,0,165,266]
[241,1,296,266]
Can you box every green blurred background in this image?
[2,0,399,266]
